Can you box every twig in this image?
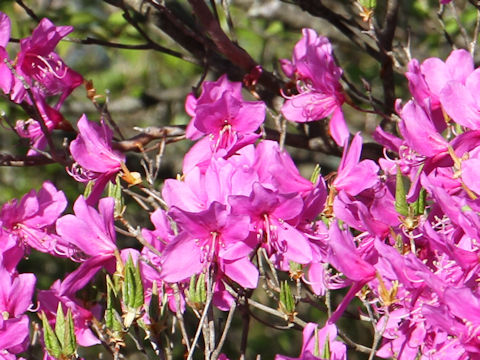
[15,0,41,22]
[172,283,192,353]
[449,1,470,48]
[211,302,237,360]
[186,289,213,360]
[470,8,480,56]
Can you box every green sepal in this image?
[42,312,62,359]
[413,188,426,215]
[310,164,321,184]
[123,255,144,309]
[395,167,409,216]
[187,273,206,309]
[83,180,94,199]
[359,0,376,9]
[196,273,206,304]
[279,281,295,317]
[148,281,161,322]
[123,255,144,328]
[321,326,331,359]
[63,309,77,356]
[105,275,123,332]
[108,174,125,217]
[54,303,66,348]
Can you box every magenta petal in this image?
[421,57,449,96]
[222,257,258,288]
[446,49,474,84]
[328,222,375,282]
[0,55,12,94]
[9,273,36,317]
[0,316,29,351]
[276,221,312,264]
[461,158,480,195]
[0,13,10,48]
[161,233,203,282]
[282,92,335,123]
[329,106,349,146]
[60,255,114,296]
[441,82,480,129]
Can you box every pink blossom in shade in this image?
[0,181,68,259]
[229,182,313,265]
[15,88,65,155]
[185,74,265,153]
[333,133,379,196]
[275,322,346,360]
[160,202,258,288]
[281,28,348,146]
[12,18,83,108]
[69,114,125,205]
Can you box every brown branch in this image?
[0,153,56,167]
[15,0,41,22]
[104,0,284,106]
[112,126,186,152]
[188,0,257,71]
[376,0,400,116]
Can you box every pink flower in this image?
[333,133,379,196]
[185,74,265,153]
[0,263,36,355]
[275,322,346,360]
[160,202,258,288]
[69,114,125,204]
[0,181,67,261]
[229,182,313,265]
[55,196,118,292]
[281,28,348,146]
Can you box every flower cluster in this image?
[2,8,480,360]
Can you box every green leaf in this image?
[42,312,62,359]
[395,167,409,216]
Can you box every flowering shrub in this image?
[1,1,480,359]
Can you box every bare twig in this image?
[15,0,41,22]
[211,302,237,360]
